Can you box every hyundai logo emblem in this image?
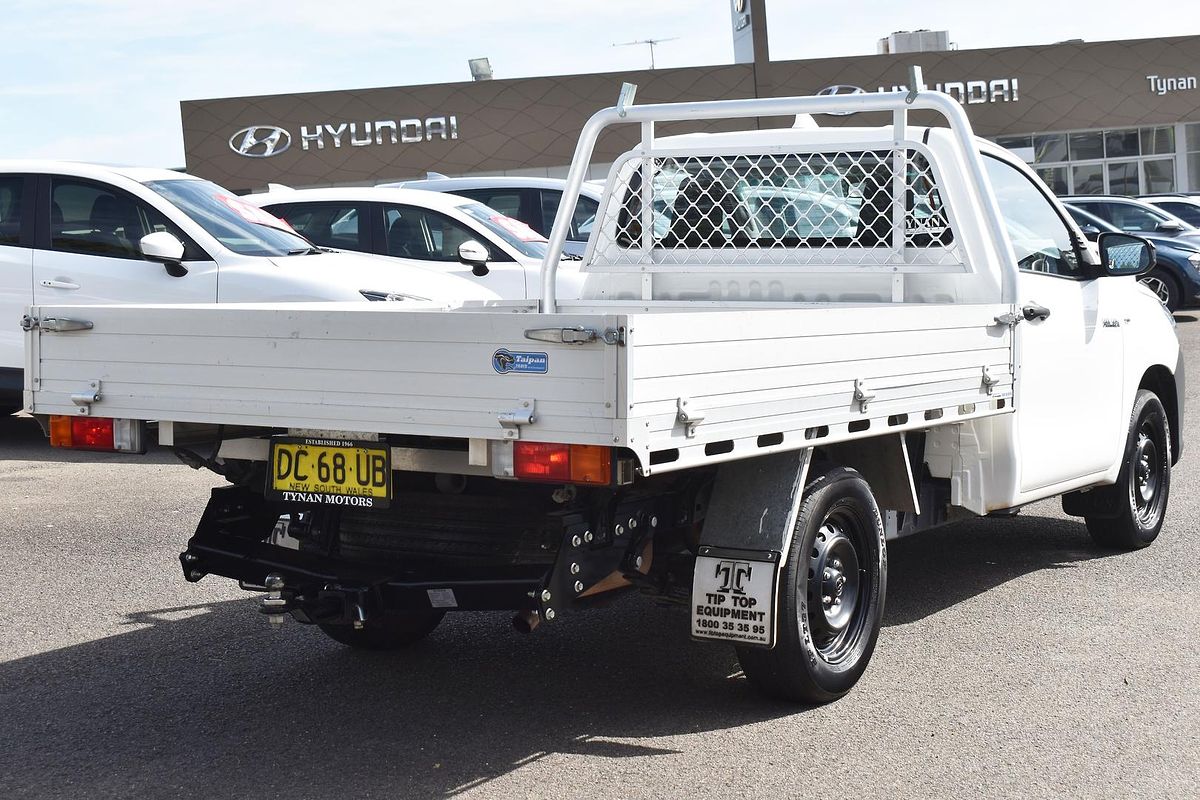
[229,125,292,158]
[815,85,867,116]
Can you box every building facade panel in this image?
[182,35,1200,194]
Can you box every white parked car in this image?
[380,175,603,257]
[245,186,583,300]
[0,161,496,412]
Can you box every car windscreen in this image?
[145,179,314,256]
[457,202,549,259]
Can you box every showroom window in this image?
[1188,123,1200,190]
[995,124,1187,195]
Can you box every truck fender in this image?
[696,434,919,559]
[820,434,921,514]
[698,449,813,559]
[693,435,917,636]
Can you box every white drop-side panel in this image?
[28,304,621,444]
[620,303,1014,471]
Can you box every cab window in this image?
[539,190,598,241]
[49,178,191,260]
[462,190,522,219]
[982,156,1083,277]
[382,204,488,261]
[0,177,21,246]
[572,195,599,241]
[1157,201,1200,227]
[267,202,366,252]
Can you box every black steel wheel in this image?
[318,610,445,650]
[1140,268,1181,312]
[737,463,886,704]
[1085,390,1171,550]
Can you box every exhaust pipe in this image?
[512,610,541,634]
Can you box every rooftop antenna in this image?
[612,37,679,70]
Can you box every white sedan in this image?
[245,186,583,300]
[0,161,497,413]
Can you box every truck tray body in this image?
[26,300,1013,474]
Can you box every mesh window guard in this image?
[589,149,963,271]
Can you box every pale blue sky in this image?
[2,0,1197,167]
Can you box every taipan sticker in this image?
[492,348,548,374]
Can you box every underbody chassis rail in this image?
[179,486,668,626]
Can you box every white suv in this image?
[246,185,583,300]
[382,175,602,257]
[0,161,496,412]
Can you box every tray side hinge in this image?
[854,378,876,413]
[71,380,102,415]
[677,397,705,438]
[498,398,536,439]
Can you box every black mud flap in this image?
[691,450,811,648]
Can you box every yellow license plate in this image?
[266,437,391,509]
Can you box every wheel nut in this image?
[650,516,658,528]
[822,595,833,605]
[571,535,582,548]
[584,531,594,543]
[540,589,552,602]
[544,608,556,621]
[570,562,580,575]
[628,518,637,529]
[823,569,832,581]
[574,580,584,593]
[615,524,625,537]
[635,556,643,568]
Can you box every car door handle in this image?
[1022,303,1051,322]
[41,280,80,290]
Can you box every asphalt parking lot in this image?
[1,324,1198,800]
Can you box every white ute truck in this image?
[23,79,1183,703]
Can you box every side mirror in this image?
[140,232,188,277]
[457,240,490,277]
[1157,219,1185,232]
[1097,232,1154,277]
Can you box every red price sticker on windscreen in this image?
[217,194,297,233]
[491,214,546,242]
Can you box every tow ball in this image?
[260,573,289,628]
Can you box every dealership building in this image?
[180,2,1200,197]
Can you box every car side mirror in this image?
[140,232,188,277]
[457,240,490,277]
[1097,231,1154,277]
[1157,219,1185,232]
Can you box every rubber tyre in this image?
[318,610,445,650]
[1085,390,1171,550]
[737,464,886,704]
[1140,268,1181,312]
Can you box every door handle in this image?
[41,280,80,290]
[1022,303,1051,322]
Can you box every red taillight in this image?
[48,415,144,452]
[513,442,612,485]
[514,442,571,481]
